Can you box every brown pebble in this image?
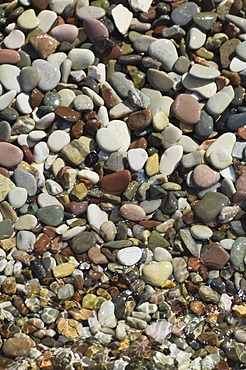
[129,137,148,149]
[171,93,201,125]
[2,277,17,294]
[192,164,220,189]
[139,220,162,228]
[31,0,50,10]
[238,127,246,140]
[101,43,123,63]
[236,166,246,192]
[0,167,10,178]
[34,234,50,255]
[83,18,109,43]
[187,257,201,271]
[43,226,56,239]
[29,34,60,59]
[21,145,34,164]
[13,296,29,315]
[127,109,152,130]
[0,49,21,64]
[99,170,131,196]
[0,142,23,168]
[190,300,205,316]
[55,106,81,122]
[71,120,85,139]
[66,201,88,214]
[30,88,44,109]
[201,243,230,269]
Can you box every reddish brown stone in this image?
[30,88,44,109]
[201,243,230,269]
[30,34,60,59]
[140,7,157,21]
[0,49,20,64]
[83,18,109,43]
[189,300,205,316]
[55,106,81,122]
[238,126,246,140]
[171,93,201,125]
[236,166,246,192]
[74,274,84,289]
[43,226,56,239]
[129,137,148,150]
[31,0,50,10]
[71,120,85,139]
[139,220,162,228]
[88,246,108,264]
[21,145,34,164]
[198,264,209,281]
[84,119,101,136]
[13,296,29,315]
[0,167,10,178]
[187,257,201,271]
[34,234,51,255]
[127,109,152,130]
[100,43,123,63]
[66,201,88,214]
[99,170,131,196]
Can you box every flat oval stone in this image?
[32,60,61,92]
[160,145,183,175]
[120,204,146,221]
[147,68,174,92]
[201,243,230,269]
[36,205,64,226]
[99,170,131,195]
[8,187,28,208]
[109,72,134,99]
[182,73,217,99]
[19,66,41,93]
[192,164,220,189]
[193,12,217,31]
[230,237,246,272]
[15,214,37,230]
[87,204,108,232]
[47,130,70,152]
[68,49,95,70]
[193,192,229,223]
[76,5,105,20]
[190,225,213,239]
[83,18,109,43]
[171,94,201,125]
[206,85,234,115]
[148,39,178,72]
[189,64,220,80]
[55,106,80,122]
[71,231,96,253]
[0,50,20,65]
[171,2,199,26]
[13,168,37,196]
[127,109,152,130]
[112,4,133,34]
[0,121,11,142]
[96,128,122,152]
[107,120,131,154]
[50,24,78,43]
[117,246,142,266]
[0,142,23,168]
[0,91,17,112]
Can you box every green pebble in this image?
[148,230,170,250]
[82,294,99,310]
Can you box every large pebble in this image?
[206,85,234,115]
[17,230,36,252]
[13,169,37,196]
[99,170,131,195]
[193,192,229,223]
[98,301,117,328]
[230,237,246,272]
[201,243,230,269]
[120,204,146,221]
[87,204,108,232]
[142,261,173,287]
[192,164,220,189]
[0,142,23,168]
[32,60,61,92]
[96,128,122,152]
[71,231,96,253]
[68,49,95,70]
[36,205,64,226]
[112,4,133,35]
[148,39,178,71]
[117,247,142,266]
[160,145,183,175]
[171,94,201,125]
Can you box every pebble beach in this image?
[0,0,245,369]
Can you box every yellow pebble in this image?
[233,305,246,317]
[162,280,176,288]
[119,339,130,350]
[152,111,169,131]
[53,263,75,278]
[162,182,182,191]
[70,182,88,201]
[0,237,16,251]
[145,153,159,177]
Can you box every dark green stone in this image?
[36,205,64,226]
[71,231,96,253]
[0,219,13,240]
[148,230,170,250]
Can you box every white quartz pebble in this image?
[96,128,122,152]
[0,90,16,111]
[38,10,58,33]
[33,142,49,163]
[112,4,133,35]
[160,145,183,175]
[77,169,100,184]
[47,130,70,152]
[206,85,234,115]
[16,93,32,114]
[117,247,142,266]
[107,120,131,154]
[8,187,28,208]
[87,204,108,232]
[127,148,148,171]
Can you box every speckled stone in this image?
[194,192,229,223]
[36,205,64,226]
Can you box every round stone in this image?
[71,231,97,254]
[36,205,64,226]
[96,128,122,152]
[117,246,142,266]
[68,49,95,70]
[190,225,213,240]
[120,204,146,221]
[76,5,105,20]
[192,164,220,189]
[148,39,178,71]
[147,68,174,92]
[47,130,70,152]
[32,59,61,92]
[8,187,28,208]
[19,66,41,93]
[0,142,23,168]
[171,94,201,125]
